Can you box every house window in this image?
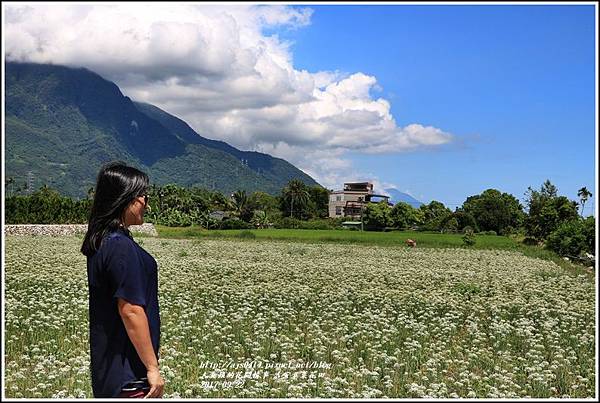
[336,195,342,201]
[335,206,342,215]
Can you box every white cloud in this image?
[4,3,455,190]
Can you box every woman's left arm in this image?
[118,298,164,398]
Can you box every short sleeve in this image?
[106,238,148,308]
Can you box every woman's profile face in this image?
[122,194,149,227]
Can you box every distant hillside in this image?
[133,102,319,193]
[5,61,320,199]
[384,188,423,208]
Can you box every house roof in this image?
[330,190,373,194]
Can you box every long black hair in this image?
[81,161,149,257]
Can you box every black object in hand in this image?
[121,377,151,392]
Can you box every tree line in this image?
[4,179,595,261]
[359,180,594,261]
[4,179,333,229]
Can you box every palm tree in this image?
[231,190,249,219]
[209,192,229,211]
[577,187,593,217]
[283,179,310,219]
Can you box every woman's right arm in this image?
[118,297,165,398]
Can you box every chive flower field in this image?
[4,235,596,398]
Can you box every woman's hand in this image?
[145,367,165,398]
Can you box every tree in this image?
[281,179,310,219]
[231,190,253,222]
[441,217,459,233]
[418,201,452,231]
[208,191,230,211]
[546,216,595,258]
[5,185,91,224]
[389,202,423,229]
[461,189,524,234]
[307,186,330,219]
[141,183,213,227]
[197,210,219,230]
[541,180,558,199]
[524,180,579,240]
[577,187,593,217]
[362,201,392,230]
[249,191,279,214]
[539,197,580,237]
[251,210,271,229]
[452,210,480,232]
[583,216,596,256]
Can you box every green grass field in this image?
[150,226,591,276]
[154,226,514,247]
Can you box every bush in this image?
[442,217,459,233]
[273,216,303,229]
[453,211,479,232]
[236,230,256,239]
[250,210,271,229]
[158,208,193,227]
[522,237,538,246]
[5,188,92,224]
[462,225,474,234]
[546,217,595,258]
[462,228,476,246]
[219,218,253,230]
[272,217,344,230]
[300,219,342,230]
[582,216,596,255]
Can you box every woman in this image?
[81,161,165,398]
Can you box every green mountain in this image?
[5,61,320,199]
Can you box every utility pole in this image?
[359,197,364,232]
[26,171,35,195]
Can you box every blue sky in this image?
[5,3,595,213]
[270,4,596,213]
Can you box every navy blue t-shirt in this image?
[86,227,161,398]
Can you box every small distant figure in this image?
[405,239,417,247]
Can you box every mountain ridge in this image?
[5,61,320,199]
[384,188,424,208]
